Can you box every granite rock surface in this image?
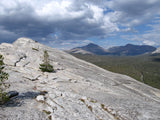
[0,38,160,120]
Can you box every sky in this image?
[0,0,160,50]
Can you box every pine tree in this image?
[39,50,54,72]
[0,54,9,104]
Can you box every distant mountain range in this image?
[107,44,156,56]
[68,43,107,55]
[67,43,156,56]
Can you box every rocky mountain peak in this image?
[86,43,99,47]
[0,38,160,120]
[70,43,108,55]
[13,37,38,48]
[14,37,36,44]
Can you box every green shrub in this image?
[39,63,54,72]
[0,92,9,104]
[32,48,39,51]
[39,50,54,72]
[0,54,10,104]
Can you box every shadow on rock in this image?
[2,91,40,107]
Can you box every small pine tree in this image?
[39,50,54,72]
[0,54,9,104]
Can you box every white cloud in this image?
[121,17,160,46]
[35,0,86,21]
[143,40,156,46]
[86,5,103,23]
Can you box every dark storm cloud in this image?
[0,0,119,43]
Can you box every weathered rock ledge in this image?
[0,38,160,120]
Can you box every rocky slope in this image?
[0,38,160,120]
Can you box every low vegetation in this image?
[43,110,51,115]
[39,50,54,72]
[0,55,10,104]
[72,53,160,89]
[32,47,39,51]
